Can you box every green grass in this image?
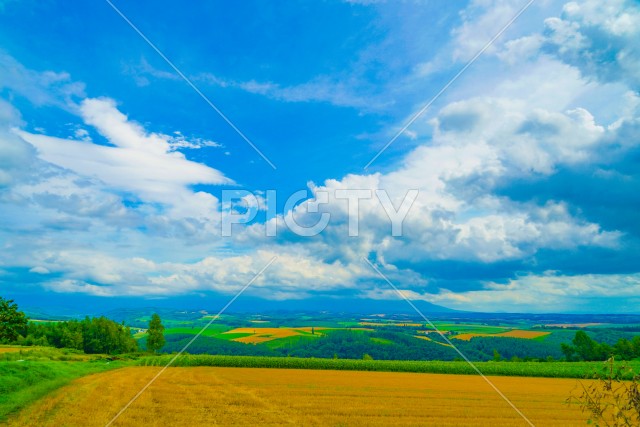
[0,347,134,421]
[370,338,394,345]
[263,335,319,350]
[138,354,640,379]
[163,326,228,337]
[214,333,254,340]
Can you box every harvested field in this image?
[7,366,591,426]
[222,327,325,344]
[453,330,551,341]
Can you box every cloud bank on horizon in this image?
[1,0,639,313]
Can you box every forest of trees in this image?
[1,296,139,354]
[20,317,139,354]
[561,330,640,361]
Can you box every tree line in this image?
[0,297,166,355]
[22,317,138,354]
[561,330,640,361]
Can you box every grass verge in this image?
[0,347,134,421]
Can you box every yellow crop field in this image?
[414,335,452,347]
[7,366,591,426]
[499,330,551,339]
[453,330,551,341]
[223,327,326,343]
[0,346,34,354]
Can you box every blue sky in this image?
[1,0,639,313]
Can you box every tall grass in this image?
[139,354,640,379]
[0,347,133,421]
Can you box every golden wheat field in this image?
[7,366,591,426]
[0,346,33,354]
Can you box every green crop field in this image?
[163,327,226,336]
[138,354,640,379]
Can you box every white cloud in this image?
[451,0,537,62]
[0,100,34,186]
[243,90,624,266]
[167,131,222,151]
[19,98,230,219]
[34,248,375,298]
[29,266,50,275]
[383,272,640,313]
[2,3,640,312]
[543,0,640,89]
[0,51,85,108]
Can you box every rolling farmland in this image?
[6,366,592,426]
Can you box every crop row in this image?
[137,354,640,379]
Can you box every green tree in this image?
[614,339,635,361]
[632,336,640,358]
[0,297,28,343]
[146,313,165,353]
[573,331,599,360]
[561,342,577,361]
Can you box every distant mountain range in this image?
[11,290,640,322]
[18,294,457,319]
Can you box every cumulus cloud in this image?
[376,272,640,313]
[240,90,625,268]
[2,2,640,312]
[451,0,526,62]
[33,249,376,299]
[543,0,640,89]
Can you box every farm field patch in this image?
[222,327,326,344]
[544,323,606,328]
[0,347,34,354]
[432,324,512,334]
[6,366,592,426]
[453,330,551,341]
[359,322,423,327]
[414,336,453,347]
